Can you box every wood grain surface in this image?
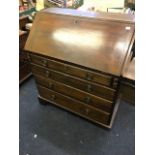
[25,8,135,76]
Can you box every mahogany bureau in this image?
[25,8,135,128]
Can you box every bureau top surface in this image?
[25,8,135,76]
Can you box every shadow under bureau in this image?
[25,8,135,128]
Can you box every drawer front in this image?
[29,53,116,88]
[35,75,113,113]
[31,64,116,101]
[38,85,110,125]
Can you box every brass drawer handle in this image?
[84,97,91,104]
[42,59,47,67]
[50,95,56,101]
[86,73,93,81]
[49,82,54,89]
[87,84,92,92]
[45,70,50,77]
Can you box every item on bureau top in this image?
[19,30,27,36]
[44,0,83,9]
[24,8,135,128]
[25,23,33,30]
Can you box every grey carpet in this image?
[19,77,135,155]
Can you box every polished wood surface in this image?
[31,64,116,101]
[25,8,135,128]
[29,53,114,87]
[35,75,113,113]
[25,8,135,76]
[37,85,110,125]
[28,52,119,127]
[38,94,120,129]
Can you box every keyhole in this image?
[74,20,78,24]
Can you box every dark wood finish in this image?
[31,64,116,101]
[29,53,114,88]
[35,75,113,113]
[19,16,31,31]
[120,79,135,104]
[25,8,135,128]
[25,8,135,76]
[121,58,135,104]
[37,85,110,125]
[19,16,33,84]
[38,94,120,129]
[19,63,31,84]
[19,30,32,84]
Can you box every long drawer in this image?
[28,53,118,88]
[31,64,116,101]
[35,75,113,113]
[38,85,110,125]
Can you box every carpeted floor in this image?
[19,77,135,155]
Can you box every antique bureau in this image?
[25,8,135,128]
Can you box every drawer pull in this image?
[84,97,91,104]
[50,95,56,101]
[74,19,78,24]
[27,54,31,61]
[49,82,54,89]
[85,108,90,114]
[112,78,119,88]
[86,73,93,81]
[45,70,50,77]
[87,84,92,92]
[42,59,47,67]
